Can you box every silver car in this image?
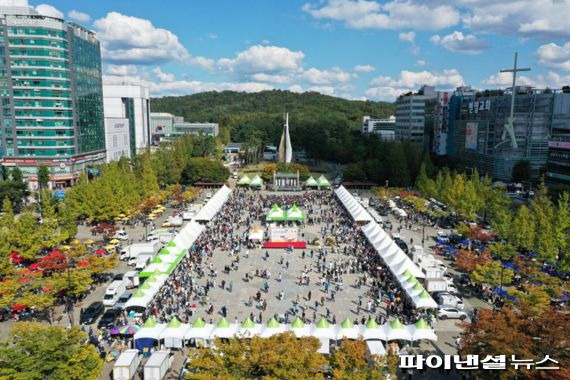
[438,307,468,320]
[115,292,132,310]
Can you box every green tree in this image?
[471,260,514,288]
[509,205,535,250]
[37,165,50,190]
[343,163,366,181]
[331,339,385,380]
[530,184,558,263]
[0,322,103,380]
[10,167,23,183]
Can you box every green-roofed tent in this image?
[143,317,157,328]
[317,175,331,188]
[151,256,162,264]
[290,317,304,328]
[168,241,176,247]
[140,282,152,290]
[132,289,146,298]
[336,318,359,340]
[192,318,206,328]
[260,317,285,338]
[213,317,238,338]
[285,204,304,221]
[250,175,263,188]
[305,176,318,187]
[159,248,169,255]
[238,175,251,185]
[312,317,336,339]
[411,318,437,341]
[385,319,412,341]
[241,318,255,328]
[162,317,191,348]
[217,317,230,328]
[362,318,386,340]
[266,204,286,221]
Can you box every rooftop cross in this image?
[498,52,531,149]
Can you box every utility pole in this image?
[497,52,531,149]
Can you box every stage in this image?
[263,241,307,249]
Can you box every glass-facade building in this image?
[0,4,105,188]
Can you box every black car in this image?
[394,238,409,254]
[79,301,104,325]
[449,233,463,244]
[97,308,121,329]
[113,273,124,281]
[378,208,390,216]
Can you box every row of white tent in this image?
[386,199,408,218]
[125,186,232,310]
[334,186,373,223]
[334,186,437,309]
[194,185,232,222]
[361,221,438,309]
[134,316,437,349]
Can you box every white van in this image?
[103,280,127,307]
[114,230,129,241]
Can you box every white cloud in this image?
[250,73,293,84]
[399,31,415,43]
[302,0,460,31]
[153,67,175,82]
[68,10,91,23]
[462,0,570,39]
[366,68,464,101]
[261,39,271,45]
[365,86,413,101]
[415,60,426,66]
[536,42,570,71]
[217,45,304,75]
[289,84,304,93]
[430,31,487,54]
[482,70,570,89]
[207,33,218,39]
[370,69,464,88]
[188,56,215,70]
[299,67,352,85]
[93,12,190,65]
[354,64,375,72]
[35,4,63,19]
[306,86,337,96]
[106,64,138,76]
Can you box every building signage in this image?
[269,227,298,242]
[548,141,570,150]
[468,100,491,113]
[465,122,478,150]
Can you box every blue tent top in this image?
[502,262,519,272]
[491,287,509,297]
[459,239,469,245]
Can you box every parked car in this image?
[113,273,124,281]
[97,308,121,329]
[80,301,104,325]
[115,292,133,310]
[378,208,390,216]
[383,220,392,229]
[438,307,468,320]
[114,230,129,241]
[394,238,409,254]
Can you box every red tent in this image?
[96,249,106,255]
[12,304,26,311]
[78,260,90,267]
[48,250,61,256]
[29,263,39,269]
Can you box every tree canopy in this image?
[0,322,103,380]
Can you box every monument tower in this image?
[278,113,293,163]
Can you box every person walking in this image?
[308,291,312,301]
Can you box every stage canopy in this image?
[305,176,318,187]
[286,204,304,221]
[266,204,286,221]
[238,175,251,185]
[317,175,331,188]
[250,175,263,187]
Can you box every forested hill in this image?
[150,90,395,164]
[150,90,394,126]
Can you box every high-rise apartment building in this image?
[362,115,396,140]
[395,85,436,148]
[0,1,106,188]
[103,83,150,157]
[546,90,570,188]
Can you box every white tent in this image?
[237,318,263,338]
[289,318,311,338]
[184,319,215,340]
[335,319,360,340]
[359,320,386,341]
[260,318,287,338]
[366,340,387,356]
[211,318,239,339]
[409,319,437,342]
[310,318,336,340]
[248,226,264,242]
[383,320,412,341]
[335,186,373,223]
[159,317,191,348]
[194,186,232,222]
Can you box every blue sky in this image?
[24,0,570,101]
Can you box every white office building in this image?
[395,85,437,146]
[103,83,150,156]
[104,118,130,162]
[362,116,396,140]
